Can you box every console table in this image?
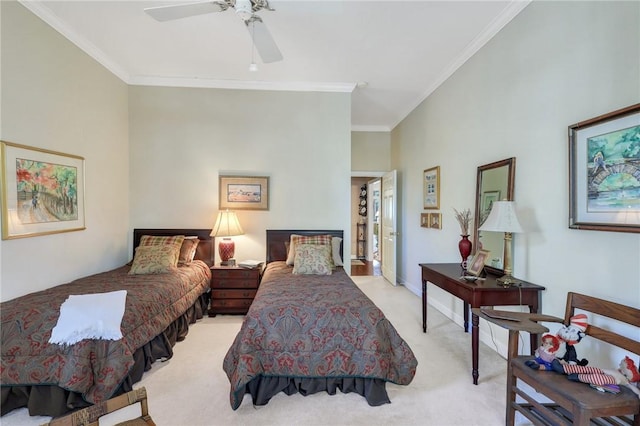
[419,263,545,385]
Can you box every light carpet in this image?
[2,276,509,426]
[351,259,365,266]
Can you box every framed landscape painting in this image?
[219,175,269,210]
[1,141,85,239]
[568,104,640,233]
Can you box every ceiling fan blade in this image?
[246,17,283,64]
[144,1,226,22]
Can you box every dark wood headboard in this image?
[266,229,343,263]
[133,228,215,267]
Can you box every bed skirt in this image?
[238,376,390,409]
[0,292,210,417]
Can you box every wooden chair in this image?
[43,387,155,426]
[475,292,640,426]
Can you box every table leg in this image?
[528,304,539,355]
[472,311,479,385]
[463,301,470,333]
[422,279,427,333]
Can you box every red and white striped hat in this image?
[570,313,588,332]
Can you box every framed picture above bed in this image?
[1,141,86,240]
[219,175,269,210]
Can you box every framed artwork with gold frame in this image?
[1,141,85,240]
[423,166,440,209]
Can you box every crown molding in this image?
[390,0,532,130]
[128,75,356,93]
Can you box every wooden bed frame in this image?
[133,228,215,267]
[266,229,343,263]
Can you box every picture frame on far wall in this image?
[420,213,429,228]
[1,141,86,240]
[219,175,269,210]
[423,166,440,209]
[568,103,640,233]
[429,212,442,229]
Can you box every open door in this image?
[381,170,397,286]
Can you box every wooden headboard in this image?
[266,229,343,263]
[133,228,215,267]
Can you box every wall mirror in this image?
[473,157,516,275]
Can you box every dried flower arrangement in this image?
[453,208,472,235]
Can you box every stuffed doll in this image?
[551,356,640,398]
[555,313,589,366]
[525,333,561,370]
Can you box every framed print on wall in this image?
[420,213,429,228]
[568,103,640,233]
[1,141,86,240]
[429,212,442,229]
[423,166,440,209]
[219,175,269,210]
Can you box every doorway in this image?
[350,176,382,276]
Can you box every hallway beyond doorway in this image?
[350,259,381,276]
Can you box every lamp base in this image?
[218,238,235,263]
[497,274,519,287]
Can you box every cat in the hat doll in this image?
[555,313,589,366]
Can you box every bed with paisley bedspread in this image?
[0,228,213,417]
[223,229,417,409]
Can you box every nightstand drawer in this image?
[213,269,260,280]
[211,289,257,299]
[210,298,254,309]
[212,279,259,289]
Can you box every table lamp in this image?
[210,210,244,265]
[478,201,523,286]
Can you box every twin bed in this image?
[1,229,214,417]
[223,230,417,409]
[1,228,417,418]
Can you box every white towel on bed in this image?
[49,290,127,345]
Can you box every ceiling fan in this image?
[144,0,283,64]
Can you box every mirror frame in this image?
[473,157,516,276]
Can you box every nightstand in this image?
[208,266,262,317]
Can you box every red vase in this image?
[458,235,472,268]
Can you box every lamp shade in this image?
[478,201,523,233]
[210,210,244,238]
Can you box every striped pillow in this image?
[285,234,333,266]
[139,235,185,266]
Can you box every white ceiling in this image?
[21,0,530,131]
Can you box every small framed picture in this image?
[467,249,490,276]
[423,166,440,209]
[420,213,429,228]
[429,212,442,229]
[219,175,269,210]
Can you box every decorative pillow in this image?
[129,245,179,275]
[139,235,185,266]
[285,234,333,266]
[331,237,343,267]
[178,237,199,266]
[292,244,333,275]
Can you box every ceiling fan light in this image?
[235,1,253,20]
